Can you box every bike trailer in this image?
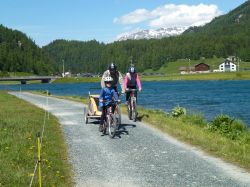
[88,94,102,116]
[85,94,102,124]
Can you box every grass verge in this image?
[51,72,250,84]
[141,72,250,81]
[40,93,250,172]
[0,91,73,187]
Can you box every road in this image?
[11,92,250,187]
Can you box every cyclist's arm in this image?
[123,74,128,90]
[112,89,119,101]
[136,73,142,90]
[99,88,105,102]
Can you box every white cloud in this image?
[114,3,222,28]
[113,9,153,24]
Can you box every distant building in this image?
[219,56,237,72]
[219,62,237,72]
[195,63,210,73]
[179,66,195,74]
[62,72,71,77]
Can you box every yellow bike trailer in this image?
[84,94,102,124]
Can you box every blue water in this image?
[1,80,250,127]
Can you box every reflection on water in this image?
[1,80,250,127]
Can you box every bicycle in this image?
[99,100,120,138]
[114,92,122,125]
[126,89,138,122]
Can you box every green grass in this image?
[143,57,250,74]
[129,107,250,171]
[141,71,250,81]
[45,93,250,171]
[0,92,73,187]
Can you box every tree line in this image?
[0,25,57,76]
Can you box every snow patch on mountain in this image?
[117,27,188,41]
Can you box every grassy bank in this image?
[132,107,250,171]
[41,93,250,171]
[51,72,250,84]
[143,57,250,74]
[141,72,250,81]
[0,92,73,186]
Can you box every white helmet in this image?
[104,76,113,82]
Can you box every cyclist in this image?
[124,66,142,104]
[101,63,125,94]
[99,76,119,131]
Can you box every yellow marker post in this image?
[37,132,42,187]
[46,90,50,120]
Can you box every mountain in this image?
[43,1,250,73]
[117,27,187,41]
[0,24,58,75]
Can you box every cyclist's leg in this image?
[126,91,130,105]
[134,89,138,101]
[100,106,106,128]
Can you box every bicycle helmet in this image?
[104,76,113,82]
[128,66,136,73]
[108,63,117,71]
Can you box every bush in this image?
[208,114,247,140]
[171,105,186,118]
[181,113,207,127]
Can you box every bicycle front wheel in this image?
[108,114,117,138]
[132,100,137,122]
[115,105,121,125]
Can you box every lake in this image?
[1,80,250,127]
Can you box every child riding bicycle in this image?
[99,76,119,131]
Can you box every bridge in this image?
[0,76,58,84]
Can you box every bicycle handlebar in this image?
[99,99,121,103]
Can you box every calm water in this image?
[1,80,250,127]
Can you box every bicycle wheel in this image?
[132,100,137,122]
[127,104,132,119]
[108,114,117,138]
[84,112,89,124]
[115,105,121,125]
[102,121,107,135]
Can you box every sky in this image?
[0,0,247,47]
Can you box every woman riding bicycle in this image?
[124,66,142,104]
[99,76,119,131]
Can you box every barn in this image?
[195,63,210,73]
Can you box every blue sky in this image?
[0,0,247,46]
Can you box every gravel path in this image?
[11,92,250,187]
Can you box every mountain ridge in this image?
[117,27,187,41]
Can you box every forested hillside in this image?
[43,1,250,74]
[42,40,105,73]
[1,1,249,75]
[0,25,57,76]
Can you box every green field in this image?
[0,92,73,186]
[143,57,250,74]
[141,71,250,81]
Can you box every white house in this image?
[62,72,71,77]
[219,61,237,72]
